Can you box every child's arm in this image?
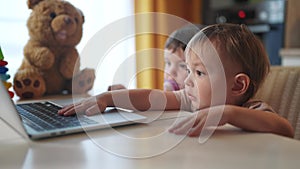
[58,89,180,116]
[169,105,294,138]
[226,105,294,137]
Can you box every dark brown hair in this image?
[188,23,270,102]
[165,24,206,53]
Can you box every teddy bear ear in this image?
[77,9,85,23]
[27,0,44,9]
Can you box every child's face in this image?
[164,48,188,89]
[184,51,213,109]
[184,42,241,110]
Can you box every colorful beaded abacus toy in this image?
[0,46,14,98]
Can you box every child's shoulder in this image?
[242,99,275,113]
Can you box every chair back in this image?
[254,66,300,140]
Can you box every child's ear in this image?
[231,73,250,96]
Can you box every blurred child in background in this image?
[108,24,205,91]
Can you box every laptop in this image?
[0,82,146,140]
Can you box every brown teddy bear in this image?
[13,0,95,99]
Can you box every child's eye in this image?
[164,60,171,66]
[186,68,191,74]
[196,70,205,76]
[179,63,187,70]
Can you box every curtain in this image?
[134,0,202,89]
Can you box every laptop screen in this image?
[0,82,29,140]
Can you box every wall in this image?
[285,0,300,48]
[280,0,300,66]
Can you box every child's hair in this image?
[165,24,206,53]
[187,23,270,102]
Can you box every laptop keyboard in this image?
[16,102,97,131]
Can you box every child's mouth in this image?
[187,92,197,101]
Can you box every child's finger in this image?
[169,115,193,132]
[59,103,88,116]
[171,117,197,135]
[58,105,76,115]
[187,118,206,137]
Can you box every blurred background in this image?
[0,0,299,94]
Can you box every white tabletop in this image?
[1,110,300,169]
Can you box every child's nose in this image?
[184,73,193,87]
[165,66,177,79]
[169,65,177,77]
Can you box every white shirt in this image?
[173,89,275,113]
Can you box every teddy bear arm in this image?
[60,48,80,79]
[24,42,55,70]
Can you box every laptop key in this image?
[16,102,97,131]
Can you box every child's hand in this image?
[58,96,107,116]
[168,105,228,137]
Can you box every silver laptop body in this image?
[0,83,146,140]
